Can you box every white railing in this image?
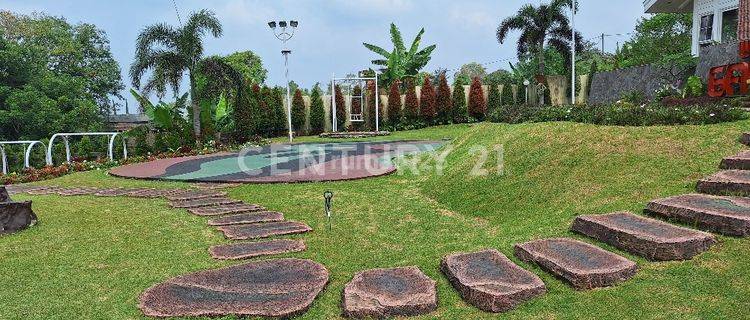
[0,141,47,175]
[47,132,127,166]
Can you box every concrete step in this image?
[207,211,284,226]
[217,221,312,240]
[169,197,242,209]
[208,239,305,260]
[188,203,265,216]
[697,170,750,196]
[571,212,716,261]
[514,238,637,290]
[720,151,750,170]
[646,194,750,236]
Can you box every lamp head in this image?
[268,21,277,29]
[324,191,333,201]
[290,20,298,28]
[523,80,530,86]
[279,21,288,28]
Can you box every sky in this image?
[1,0,647,113]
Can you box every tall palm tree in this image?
[496,0,582,77]
[130,9,222,144]
[364,23,436,87]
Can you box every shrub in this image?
[419,75,437,123]
[291,89,306,133]
[436,73,452,123]
[685,75,703,98]
[487,84,502,115]
[501,82,515,105]
[468,77,486,120]
[271,87,286,136]
[366,80,382,131]
[333,85,346,130]
[233,84,254,141]
[309,86,325,134]
[404,79,420,122]
[452,83,467,123]
[387,80,402,125]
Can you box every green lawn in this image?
[2,121,750,319]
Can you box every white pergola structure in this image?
[330,73,380,132]
[47,132,128,166]
[0,140,47,175]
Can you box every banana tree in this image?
[363,23,436,87]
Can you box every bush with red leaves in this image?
[468,77,486,120]
[419,75,437,122]
[388,81,402,124]
[404,79,420,122]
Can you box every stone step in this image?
[218,221,312,240]
[165,190,228,201]
[26,186,64,195]
[138,258,329,318]
[742,133,750,146]
[720,151,750,170]
[209,239,306,260]
[192,182,241,190]
[514,238,637,290]
[697,170,750,196]
[207,211,284,226]
[342,266,437,318]
[169,197,242,209]
[646,194,750,236]
[440,249,546,313]
[127,188,182,199]
[571,212,717,261]
[188,203,265,216]
[57,187,100,196]
[94,188,149,197]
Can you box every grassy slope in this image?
[1,121,749,319]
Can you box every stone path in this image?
[697,170,750,196]
[169,197,243,209]
[571,212,717,261]
[441,249,546,313]
[207,211,284,226]
[209,239,306,260]
[342,266,437,318]
[720,150,750,170]
[188,203,265,216]
[514,238,638,290]
[646,194,750,236]
[218,221,313,240]
[138,258,329,318]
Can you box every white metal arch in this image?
[331,73,379,132]
[0,140,48,175]
[46,132,128,166]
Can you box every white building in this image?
[644,0,748,55]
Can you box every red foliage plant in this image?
[388,80,402,122]
[468,77,486,120]
[419,75,437,122]
[436,73,452,121]
[404,79,420,121]
[334,85,346,128]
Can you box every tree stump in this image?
[0,187,38,235]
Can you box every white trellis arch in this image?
[46,132,128,166]
[330,73,380,132]
[0,141,48,175]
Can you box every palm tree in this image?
[364,23,436,87]
[130,9,222,145]
[496,0,582,77]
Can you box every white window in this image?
[699,14,714,43]
[721,9,739,43]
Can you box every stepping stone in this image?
[138,258,329,318]
[188,203,265,216]
[440,249,546,313]
[207,211,284,226]
[209,239,306,260]
[128,188,181,198]
[170,197,242,209]
[514,238,637,290]
[571,212,717,261]
[218,221,312,240]
[165,190,228,201]
[26,186,63,195]
[342,266,437,318]
[720,151,750,170]
[646,194,750,236]
[192,182,241,190]
[57,187,99,196]
[93,188,148,197]
[696,170,750,196]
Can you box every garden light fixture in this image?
[324,191,334,230]
[268,20,299,143]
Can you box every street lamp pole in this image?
[268,20,298,143]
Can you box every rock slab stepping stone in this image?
[128,188,181,198]
[571,212,717,261]
[138,258,329,318]
[218,221,312,240]
[697,170,750,196]
[208,211,284,226]
[720,151,750,170]
[440,249,546,313]
[0,186,9,202]
[94,188,147,197]
[209,239,306,260]
[342,266,437,318]
[514,238,637,290]
[188,203,265,216]
[57,187,99,196]
[26,186,63,195]
[646,194,750,236]
[170,197,242,209]
[165,190,228,201]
